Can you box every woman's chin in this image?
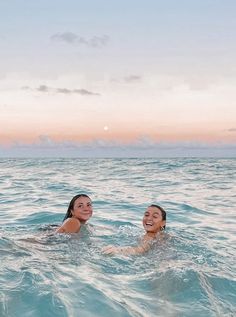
[144,226,159,233]
[144,225,154,232]
[80,215,92,222]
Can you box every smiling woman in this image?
[55,194,93,233]
[143,204,166,233]
[103,204,167,255]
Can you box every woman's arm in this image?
[55,218,81,233]
[102,241,151,256]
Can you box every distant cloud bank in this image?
[111,75,142,84]
[0,136,235,158]
[124,75,142,83]
[22,85,100,96]
[50,32,110,48]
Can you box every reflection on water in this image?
[0,158,236,317]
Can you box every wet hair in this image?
[149,204,166,230]
[63,194,91,222]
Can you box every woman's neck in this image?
[144,231,159,239]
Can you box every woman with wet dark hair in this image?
[103,204,167,255]
[56,194,93,234]
[146,204,166,231]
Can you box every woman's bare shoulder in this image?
[56,218,81,233]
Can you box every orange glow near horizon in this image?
[0,122,235,145]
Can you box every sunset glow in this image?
[0,1,235,156]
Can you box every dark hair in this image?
[63,194,91,222]
[149,204,166,230]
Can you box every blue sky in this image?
[0,0,236,157]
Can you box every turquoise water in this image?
[0,158,236,317]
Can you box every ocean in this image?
[0,158,235,317]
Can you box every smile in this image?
[145,222,153,226]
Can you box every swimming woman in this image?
[56,194,93,234]
[103,204,166,255]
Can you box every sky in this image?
[0,0,236,157]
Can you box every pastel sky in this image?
[0,0,236,157]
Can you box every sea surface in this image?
[0,158,235,317]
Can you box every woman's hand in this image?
[102,245,122,255]
[102,242,151,256]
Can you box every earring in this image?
[161,226,164,231]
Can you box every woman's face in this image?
[142,206,165,233]
[71,196,93,223]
